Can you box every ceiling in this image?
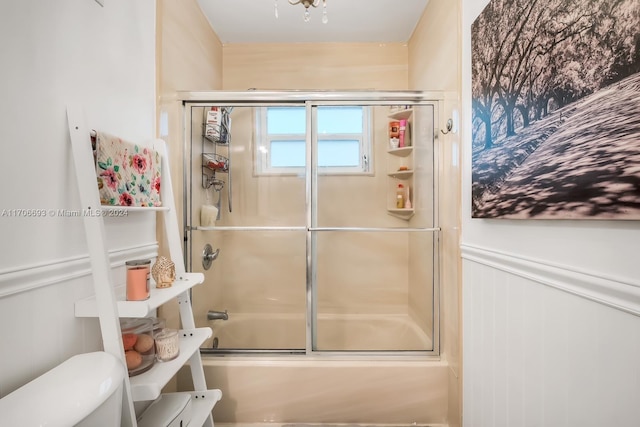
[196,0,430,44]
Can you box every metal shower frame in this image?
[179,90,449,358]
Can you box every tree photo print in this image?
[471,0,640,219]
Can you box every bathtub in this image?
[207,313,433,351]
[177,314,446,424]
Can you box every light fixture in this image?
[275,0,328,24]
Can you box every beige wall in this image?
[409,0,462,426]
[409,0,460,92]
[223,43,409,90]
[156,0,223,237]
[158,0,223,94]
[156,0,223,328]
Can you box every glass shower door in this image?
[311,102,438,353]
[187,104,308,352]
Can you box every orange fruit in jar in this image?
[125,350,142,370]
[122,333,138,351]
[134,334,155,353]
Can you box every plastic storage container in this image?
[120,318,155,376]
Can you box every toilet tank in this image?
[0,351,125,427]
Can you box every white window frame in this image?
[254,106,373,176]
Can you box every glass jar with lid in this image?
[120,318,155,376]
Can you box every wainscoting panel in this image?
[0,242,158,397]
[0,243,158,298]
[462,247,640,427]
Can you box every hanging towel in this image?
[93,131,162,207]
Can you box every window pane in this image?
[261,106,368,173]
[317,107,363,134]
[318,140,360,167]
[270,140,305,167]
[267,107,306,135]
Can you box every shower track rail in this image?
[190,226,441,232]
[199,348,442,359]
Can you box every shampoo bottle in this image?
[396,184,405,209]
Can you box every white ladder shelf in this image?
[67,106,221,427]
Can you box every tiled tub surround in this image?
[178,357,448,424]
[204,313,432,351]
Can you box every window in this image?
[254,106,372,175]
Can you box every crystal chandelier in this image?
[275,0,328,23]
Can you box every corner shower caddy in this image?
[202,107,232,216]
[67,106,221,427]
[386,107,415,219]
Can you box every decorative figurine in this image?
[151,256,175,288]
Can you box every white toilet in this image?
[0,351,125,427]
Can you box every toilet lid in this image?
[0,352,124,426]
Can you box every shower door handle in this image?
[228,155,232,213]
[226,113,232,214]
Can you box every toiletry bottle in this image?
[398,119,407,147]
[396,184,405,209]
[389,121,400,138]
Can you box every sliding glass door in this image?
[184,95,439,355]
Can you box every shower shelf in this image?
[387,208,415,217]
[202,133,229,145]
[185,390,223,426]
[97,205,170,212]
[202,153,228,173]
[129,327,212,401]
[388,107,413,120]
[387,146,413,156]
[202,107,231,145]
[387,107,415,220]
[74,272,205,318]
[139,391,222,427]
[387,170,414,178]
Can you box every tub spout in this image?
[207,310,229,321]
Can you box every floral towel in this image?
[93,132,162,207]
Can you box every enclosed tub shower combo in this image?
[176,91,449,424]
